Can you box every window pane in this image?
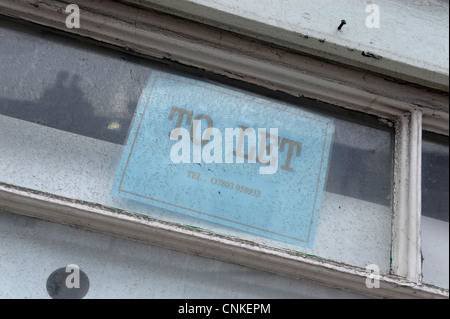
[421,135,449,289]
[0,17,393,274]
[0,21,150,145]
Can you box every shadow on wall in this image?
[0,71,137,144]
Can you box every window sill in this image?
[0,182,448,298]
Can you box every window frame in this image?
[0,0,448,298]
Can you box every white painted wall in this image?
[0,209,368,298]
[127,0,449,91]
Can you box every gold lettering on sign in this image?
[170,106,302,173]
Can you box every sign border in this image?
[116,74,332,244]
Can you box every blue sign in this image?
[112,71,334,248]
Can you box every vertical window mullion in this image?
[391,109,423,283]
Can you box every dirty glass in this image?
[421,135,449,289]
[0,17,393,273]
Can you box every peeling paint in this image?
[361,51,382,60]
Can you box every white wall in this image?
[127,0,449,91]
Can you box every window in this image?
[421,134,449,289]
[0,1,448,298]
[0,16,395,270]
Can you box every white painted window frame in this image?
[0,0,448,298]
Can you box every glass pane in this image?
[0,17,393,274]
[421,135,449,289]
